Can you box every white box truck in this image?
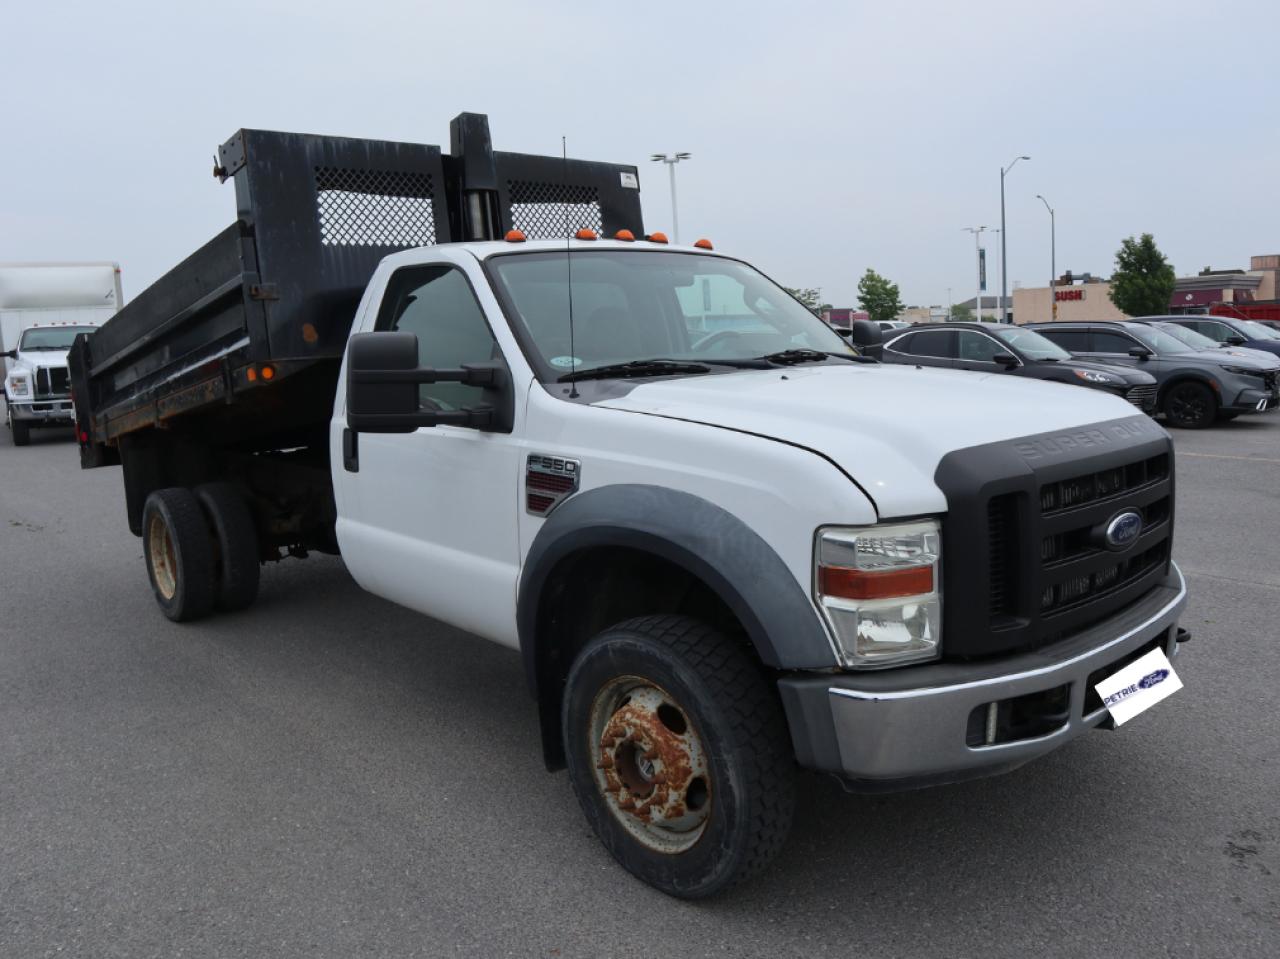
[2,262,123,445]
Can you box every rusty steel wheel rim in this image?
[147,514,178,601]
[588,677,712,854]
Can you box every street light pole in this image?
[962,226,989,321]
[1000,155,1030,323]
[650,152,692,244]
[1036,195,1056,322]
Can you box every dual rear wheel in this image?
[142,483,260,621]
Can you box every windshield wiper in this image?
[557,359,713,383]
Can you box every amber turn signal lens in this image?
[819,565,934,601]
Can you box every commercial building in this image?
[821,307,869,329]
[1011,254,1280,323]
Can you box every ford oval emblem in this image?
[1105,510,1143,551]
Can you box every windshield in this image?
[1129,326,1194,354]
[1242,320,1280,341]
[486,250,852,378]
[17,326,95,350]
[991,326,1071,360]
[1153,322,1219,350]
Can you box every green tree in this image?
[856,269,904,323]
[1109,234,1176,317]
[783,287,824,314]
[950,303,974,322]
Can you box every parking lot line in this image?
[1178,451,1280,465]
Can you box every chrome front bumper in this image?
[778,564,1188,790]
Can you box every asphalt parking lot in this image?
[1,406,1278,959]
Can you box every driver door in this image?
[334,263,524,646]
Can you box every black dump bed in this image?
[70,113,643,466]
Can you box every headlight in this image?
[6,375,31,398]
[815,520,942,668]
[1072,369,1120,386]
[1220,365,1261,377]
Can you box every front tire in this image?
[1163,381,1216,429]
[142,488,216,622]
[562,615,795,899]
[11,418,30,446]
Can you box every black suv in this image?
[880,322,1158,411]
[1027,320,1280,428]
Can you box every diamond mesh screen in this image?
[508,180,603,239]
[314,167,436,247]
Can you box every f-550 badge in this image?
[526,454,581,516]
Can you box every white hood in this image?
[596,363,1149,518]
[13,348,71,370]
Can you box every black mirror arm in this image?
[351,363,498,388]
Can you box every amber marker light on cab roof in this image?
[505,229,526,242]
[614,230,635,241]
[574,228,597,240]
[694,238,714,250]
[647,232,669,244]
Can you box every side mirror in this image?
[849,319,883,359]
[346,331,511,433]
[1225,336,1247,346]
[1129,347,1153,360]
[992,352,1019,368]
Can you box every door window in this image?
[891,330,955,359]
[956,331,1005,363]
[376,266,498,412]
[1194,320,1234,343]
[1038,328,1089,352]
[1092,330,1141,354]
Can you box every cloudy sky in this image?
[2,0,1275,309]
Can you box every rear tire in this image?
[1162,381,1216,429]
[194,482,260,612]
[562,615,796,899]
[142,488,216,622]
[11,418,30,446]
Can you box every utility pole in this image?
[1000,155,1030,323]
[1037,194,1056,322]
[650,152,691,244]
[962,226,989,321]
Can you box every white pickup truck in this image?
[71,116,1188,898]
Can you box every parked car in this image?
[1134,320,1279,367]
[1154,315,1280,361]
[881,322,1159,411]
[1026,320,1280,428]
[877,320,909,332]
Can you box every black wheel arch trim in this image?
[518,484,838,767]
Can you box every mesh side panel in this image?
[508,180,603,239]
[314,167,436,247]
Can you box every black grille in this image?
[942,416,1175,659]
[314,166,436,247]
[1039,453,1168,513]
[35,366,70,397]
[987,494,1020,624]
[508,180,603,239]
[1125,384,1157,409]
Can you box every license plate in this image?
[1094,647,1182,726]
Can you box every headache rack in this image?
[69,113,643,466]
